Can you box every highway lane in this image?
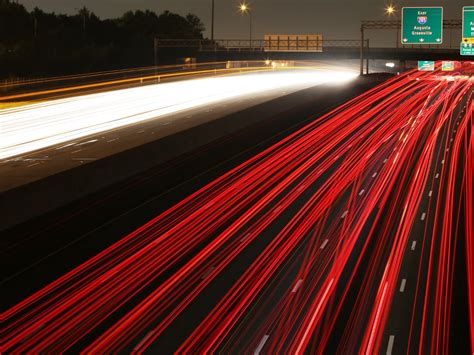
[1,67,472,353]
[0,68,356,192]
[1,75,377,304]
[379,91,472,354]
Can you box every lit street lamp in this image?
[385,4,395,16]
[239,2,252,49]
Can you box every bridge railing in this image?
[155,39,362,52]
[155,38,461,52]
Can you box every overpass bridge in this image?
[156,38,463,59]
[155,20,467,74]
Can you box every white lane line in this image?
[441,159,445,165]
[240,233,251,243]
[75,139,98,146]
[292,279,304,293]
[297,184,306,192]
[107,138,119,143]
[428,190,433,197]
[134,331,154,351]
[137,130,145,134]
[320,239,329,249]
[359,189,365,196]
[201,267,216,280]
[421,212,427,221]
[71,149,82,154]
[411,241,417,251]
[386,335,395,355]
[383,158,388,164]
[341,210,348,219]
[72,158,97,161]
[372,172,378,178]
[206,201,215,208]
[435,173,439,179]
[100,269,119,283]
[297,279,334,353]
[20,324,46,343]
[55,142,76,150]
[255,335,270,355]
[400,279,407,292]
[30,158,50,163]
[26,162,40,168]
[273,205,283,214]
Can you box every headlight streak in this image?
[0,65,472,354]
[0,70,356,160]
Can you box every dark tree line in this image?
[0,0,205,79]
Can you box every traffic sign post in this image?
[462,6,474,43]
[402,7,443,45]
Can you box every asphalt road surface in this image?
[1,67,472,354]
[0,68,356,191]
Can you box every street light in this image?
[239,2,252,49]
[385,4,396,16]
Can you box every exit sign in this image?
[462,6,474,43]
[418,61,435,71]
[461,42,474,56]
[402,7,443,45]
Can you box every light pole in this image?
[75,7,87,40]
[211,0,215,41]
[239,2,252,49]
[385,4,399,48]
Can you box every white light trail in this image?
[0,69,357,159]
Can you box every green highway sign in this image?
[418,61,435,71]
[462,6,474,43]
[402,7,443,45]
[441,61,454,71]
[461,42,474,56]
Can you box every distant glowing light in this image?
[0,69,357,159]
[385,62,396,68]
[239,2,250,13]
[385,4,396,15]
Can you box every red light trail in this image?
[1,66,472,354]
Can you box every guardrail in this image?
[0,61,274,101]
[155,39,362,52]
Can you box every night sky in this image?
[19,0,466,46]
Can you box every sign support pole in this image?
[360,25,365,75]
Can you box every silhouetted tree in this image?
[0,0,206,78]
